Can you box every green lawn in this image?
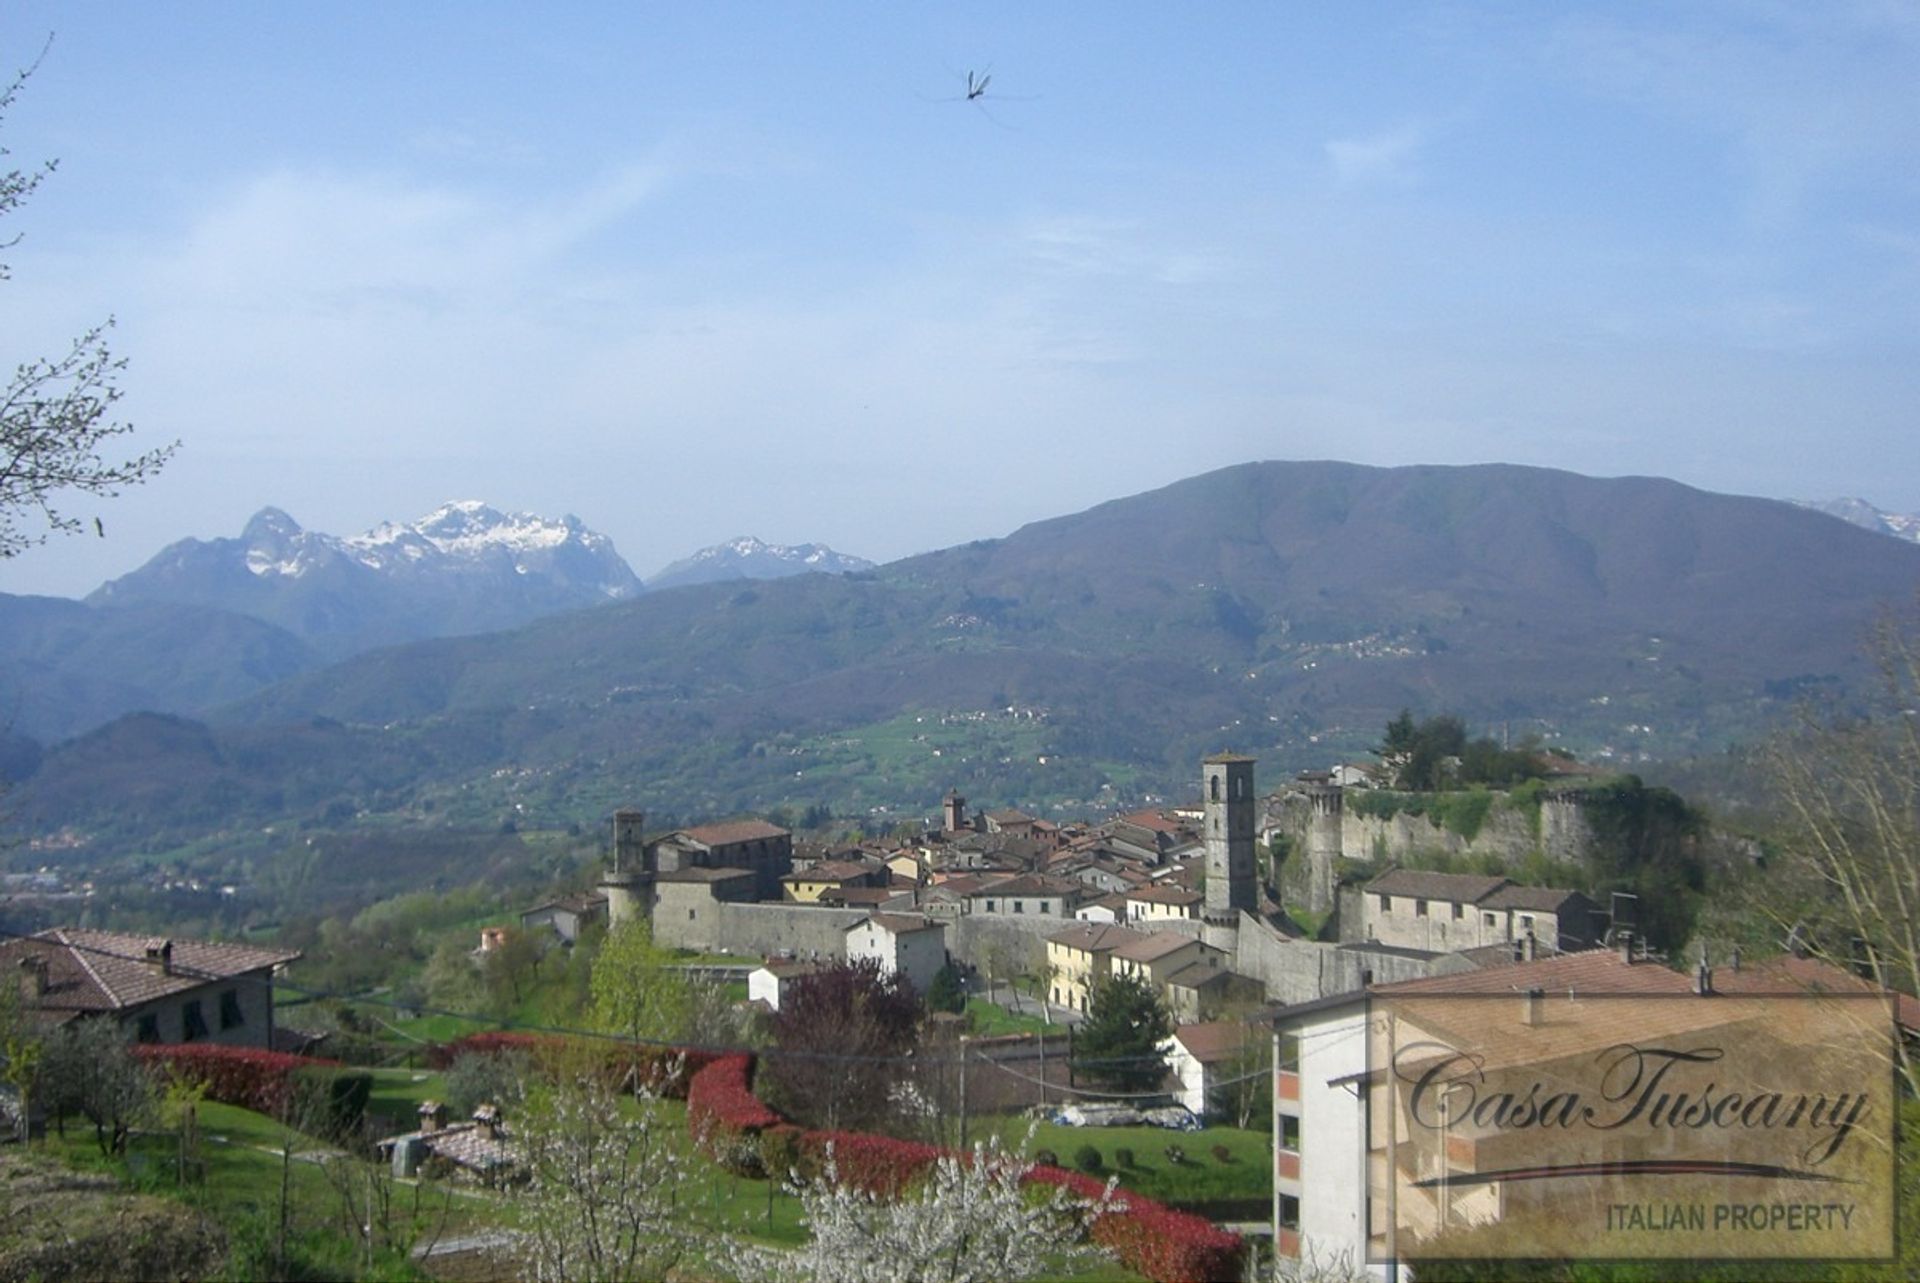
[964,996,1051,1036]
[981,1116,1271,1206]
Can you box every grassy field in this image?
[981,1116,1272,1206]
[964,995,1052,1036]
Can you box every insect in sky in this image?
[925,65,1036,129]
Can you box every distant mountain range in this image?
[648,536,875,591]
[1794,498,1920,544]
[11,461,1920,872]
[0,507,873,743]
[89,501,644,660]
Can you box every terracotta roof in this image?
[1374,948,1696,997]
[1171,1021,1259,1063]
[1366,869,1510,904]
[1165,962,1234,992]
[785,858,882,883]
[680,819,791,846]
[820,887,895,907]
[1111,932,1202,964]
[966,873,1080,899]
[1710,954,1920,1033]
[656,867,754,884]
[1481,884,1588,912]
[1117,809,1184,834]
[983,808,1037,825]
[1127,885,1203,906]
[1046,923,1150,954]
[0,928,299,1016]
[854,913,943,936]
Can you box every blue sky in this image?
[3,2,1916,597]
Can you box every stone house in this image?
[964,872,1084,918]
[1045,922,1149,1013]
[0,928,299,1049]
[746,960,821,1013]
[519,892,608,944]
[1125,883,1204,924]
[845,914,947,998]
[783,857,889,904]
[1361,869,1600,953]
[654,819,794,901]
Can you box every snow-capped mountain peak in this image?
[1794,498,1920,544]
[88,501,645,660]
[648,535,876,591]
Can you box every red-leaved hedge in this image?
[795,1129,947,1199]
[687,1054,781,1152]
[134,1044,341,1116]
[1027,1164,1243,1282]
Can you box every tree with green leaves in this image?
[1070,973,1173,1094]
[2,46,176,559]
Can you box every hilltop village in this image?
[578,752,1624,1024]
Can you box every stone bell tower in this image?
[1202,754,1258,919]
[599,807,655,926]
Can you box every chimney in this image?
[17,955,48,998]
[1521,931,1537,962]
[472,1102,501,1139]
[144,938,173,975]
[417,1101,448,1134]
[1615,929,1635,964]
[1522,986,1544,1027]
[1694,948,1713,995]
[1510,939,1524,963]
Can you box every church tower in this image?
[1203,754,1258,918]
[600,807,655,926]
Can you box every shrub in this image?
[1163,1143,1186,1165]
[292,1067,372,1141]
[133,1045,339,1118]
[1210,1142,1232,1165]
[443,1048,535,1117]
[1073,1144,1102,1174]
[796,1130,946,1198]
[1034,1148,1059,1168]
[688,1054,782,1173]
[1114,1145,1135,1169]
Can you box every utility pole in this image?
[957,1035,970,1149]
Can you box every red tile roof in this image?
[681,819,791,846]
[0,928,300,1016]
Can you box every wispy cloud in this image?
[1324,122,1431,186]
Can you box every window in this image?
[688,909,696,920]
[1452,902,1464,920]
[1415,899,1428,918]
[1014,901,1023,914]
[1484,912,1498,928]
[1279,1112,1301,1152]
[182,999,209,1041]
[219,988,244,1030]
[1377,894,1391,913]
[1279,1194,1300,1230]
[1278,1030,1300,1071]
[1520,914,1535,934]
[1210,777,1220,802]
[985,899,997,913]
[135,1013,160,1043]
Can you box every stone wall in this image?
[652,897,868,958]
[1229,911,1468,1006]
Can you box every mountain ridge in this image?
[647,535,875,591]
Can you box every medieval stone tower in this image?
[1302,776,1342,915]
[1203,753,1258,918]
[600,807,655,926]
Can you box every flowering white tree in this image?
[732,1132,1117,1283]
[516,1076,691,1283]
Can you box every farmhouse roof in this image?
[1365,869,1510,904]
[1171,1021,1256,1064]
[1110,932,1200,964]
[680,819,790,846]
[854,913,943,936]
[0,928,300,1017]
[1046,923,1149,955]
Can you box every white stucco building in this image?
[844,913,946,999]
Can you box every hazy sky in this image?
[3,3,1916,598]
